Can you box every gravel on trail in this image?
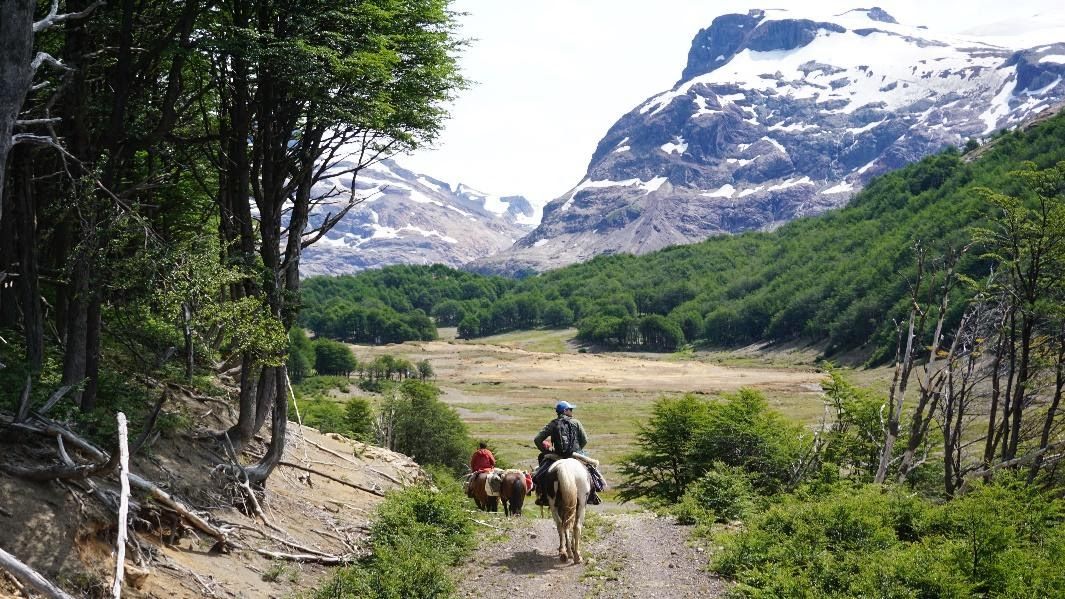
[454,506,725,599]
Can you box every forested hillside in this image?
[1,0,463,476]
[304,110,1065,361]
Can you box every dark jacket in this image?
[533,414,588,453]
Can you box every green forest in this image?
[302,112,1065,361]
[0,0,465,481]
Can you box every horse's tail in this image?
[554,461,579,532]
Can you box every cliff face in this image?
[473,7,1065,275]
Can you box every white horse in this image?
[547,458,591,563]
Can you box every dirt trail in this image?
[455,506,724,599]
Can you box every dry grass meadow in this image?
[344,329,849,488]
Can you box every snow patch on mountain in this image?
[472,6,1065,275]
[300,158,537,276]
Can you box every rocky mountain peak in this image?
[300,159,536,276]
[472,7,1065,275]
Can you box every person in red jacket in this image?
[470,442,496,472]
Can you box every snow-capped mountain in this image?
[473,7,1065,274]
[300,159,536,276]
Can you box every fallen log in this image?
[278,461,385,497]
[252,548,354,565]
[113,413,130,599]
[0,547,77,599]
[127,473,232,550]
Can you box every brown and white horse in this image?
[467,470,498,512]
[545,458,591,563]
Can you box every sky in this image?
[402,1,1065,208]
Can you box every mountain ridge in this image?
[300,158,537,276]
[472,7,1065,275]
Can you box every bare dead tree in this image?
[1030,321,1065,482]
[896,246,970,481]
[875,243,929,484]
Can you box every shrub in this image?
[619,389,809,505]
[688,388,811,495]
[674,463,757,525]
[711,478,1065,598]
[295,397,374,442]
[618,394,713,504]
[314,339,357,376]
[312,478,473,599]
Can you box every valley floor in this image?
[348,328,828,483]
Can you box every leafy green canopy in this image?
[299,264,512,342]
[300,113,1065,359]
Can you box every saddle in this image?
[540,452,600,468]
[533,453,607,494]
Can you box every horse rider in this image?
[470,441,496,473]
[466,441,496,498]
[532,401,601,505]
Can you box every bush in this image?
[295,396,375,442]
[619,389,808,505]
[314,339,357,376]
[674,463,758,525]
[618,394,713,504]
[688,388,810,495]
[711,478,1065,598]
[312,479,473,599]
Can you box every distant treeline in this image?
[300,265,514,343]
[301,112,1065,359]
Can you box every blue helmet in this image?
[555,401,576,414]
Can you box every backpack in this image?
[551,416,578,457]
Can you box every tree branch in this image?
[33,0,105,33]
[277,461,385,497]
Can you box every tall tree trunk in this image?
[62,254,89,399]
[0,0,37,223]
[875,316,916,483]
[246,367,289,484]
[13,147,42,371]
[0,178,16,325]
[80,296,101,411]
[226,352,257,447]
[182,302,194,381]
[1006,317,1035,460]
[252,365,277,436]
[1030,332,1065,481]
[983,326,1007,469]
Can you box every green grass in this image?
[470,328,577,353]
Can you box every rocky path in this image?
[454,507,725,599]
